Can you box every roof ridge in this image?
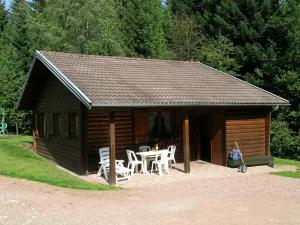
[38,50,199,64]
[197,62,289,104]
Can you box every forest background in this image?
[0,0,299,159]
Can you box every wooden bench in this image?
[227,156,273,168]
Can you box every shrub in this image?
[271,120,300,160]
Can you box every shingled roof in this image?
[18,50,289,109]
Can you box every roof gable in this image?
[18,50,289,109]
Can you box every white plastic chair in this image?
[97,147,131,182]
[126,150,144,175]
[139,145,151,152]
[167,145,176,168]
[151,150,169,176]
[138,145,153,171]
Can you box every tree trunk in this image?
[15,123,19,135]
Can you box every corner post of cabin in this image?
[80,105,89,175]
[265,110,272,156]
[182,111,190,173]
[109,111,116,185]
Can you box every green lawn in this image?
[271,157,300,179]
[0,135,114,190]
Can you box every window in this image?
[70,113,79,138]
[54,113,70,138]
[148,110,175,145]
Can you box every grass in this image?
[0,135,115,190]
[271,157,300,179]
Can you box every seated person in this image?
[230,146,241,161]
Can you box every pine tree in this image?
[0,0,6,33]
[118,0,169,58]
[197,36,240,75]
[30,0,125,56]
[5,0,31,71]
[0,37,30,134]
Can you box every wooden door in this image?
[134,110,149,144]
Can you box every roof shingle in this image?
[37,51,288,107]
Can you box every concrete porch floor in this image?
[81,161,282,189]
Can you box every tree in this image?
[30,0,125,56]
[197,36,240,75]
[0,38,31,134]
[118,0,169,58]
[170,16,201,60]
[0,0,6,33]
[168,0,300,160]
[5,0,31,71]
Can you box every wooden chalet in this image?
[18,51,289,184]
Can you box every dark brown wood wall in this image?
[34,75,83,173]
[175,110,184,162]
[86,109,134,171]
[134,110,149,144]
[189,115,201,161]
[85,107,272,171]
[189,111,225,166]
[86,109,185,171]
[211,113,225,165]
[265,112,272,156]
[225,113,269,158]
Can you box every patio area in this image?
[82,161,278,189]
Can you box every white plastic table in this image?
[136,150,166,174]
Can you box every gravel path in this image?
[1,173,300,225]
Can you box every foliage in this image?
[0,38,30,134]
[118,0,169,58]
[169,0,300,160]
[0,0,6,33]
[30,0,125,56]
[271,120,300,160]
[0,135,115,190]
[170,15,201,60]
[5,0,31,71]
[196,36,241,75]
[0,0,299,161]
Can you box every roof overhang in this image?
[17,50,289,110]
[92,103,288,107]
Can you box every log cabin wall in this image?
[86,109,134,171]
[85,106,272,171]
[225,107,272,159]
[187,107,272,166]
[86,108,184,171]
[211,113,225,165]
[189,110,225,166]
[33,75,84,174]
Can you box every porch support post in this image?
[265,111,272,156]
[183,112,190,173]
[109,112,116,185]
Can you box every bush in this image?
[271,120,300,160]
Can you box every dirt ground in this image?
[1,168,300,225]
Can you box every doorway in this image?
[190,113,212,162]
[199,115,211,162]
